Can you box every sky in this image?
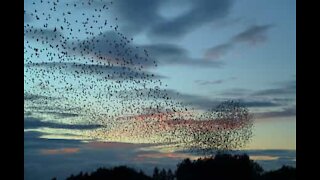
[24,0,296,179]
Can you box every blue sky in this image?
[24,0,296,179]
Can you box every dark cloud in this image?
[204,43,233,60]
[31,0,231,68]
[24,117,102,130]
[239,149,296,157]
[24,29,153,67]
[111,0,162,35]
[240,150,296,171]
[216,82,295,119]
[104,0,235,39]
[253,88,295,97]
[219,81,295,100]
[241,101,280,108]
[210,17,244,29]
[140,43,224,67]
[148,0,234,39]
[231,24,274,45]
[252,80,296,97]
[219,88,252,97]
[195,79,223,85]
[24,130,156,180]
[24,131,84,180]
[29,111,79,119]
[141,44,188,62]
[254,106,296,119]
[205,24,274,60]
[174,92,280,109]
[67,31,158,68]
[271,98,295,105]
[24,93,57,101]
[25,62,165,80]
[25,106,82,114]
[195,77,236,86]
[24,128,295,180]
[24,131,83,150]
[68,32,223,68]
[119,88,281,110]
[24,28,63,43]
[26,28,221,68]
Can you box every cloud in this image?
[24,131,82,150]
[117,88,281,110]
[24,93,58,101]
[26,27,221,68]
[239,149,296,171]
[174,92,280,109]
[134,151,198,161]
[148,0,234,39]
[253,88,295,97]
[241,101,280,108]
[68,31,223,67]
[25,106,82,115]
[84,141,155,150]
[24,117,102,130]
[218,80,295,105]
[215,82,295,119]
[231,24,274,45]
[194,77,236,86]
[23,0,234,71]
[24,128,296,180]
[24,130,158,179]
[249,155,279,161]
[115,86,294,119]
[31,111,79,119]
[110,0,163,35]
[24,29,156,68]
[24,28,63,43]
[25,62,165,80]
[219,88,252,97]
[195,79,223,85]
[40,148,80,155]
[68,32,223,68]
[205,24,274,60]
[140,43,224,67]
[252,81,296,97]
[105,0,234,39]
[204,43,233,60]
[254,106,296,119]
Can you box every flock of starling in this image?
[24,0,253,154]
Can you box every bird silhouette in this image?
[24,0,253,155]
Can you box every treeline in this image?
[53,153,295,180]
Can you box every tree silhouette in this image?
[167,169,174,180]
[153,167,160,180]
[159,169,167,180]
[62,153,295,180]
[175,153,263,180]
[66,166,151,180]
[260,165,296,180]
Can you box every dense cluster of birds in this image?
[24,0,253,154]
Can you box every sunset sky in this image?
[24,0,296,179]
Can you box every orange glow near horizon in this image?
[40,148,80,155]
